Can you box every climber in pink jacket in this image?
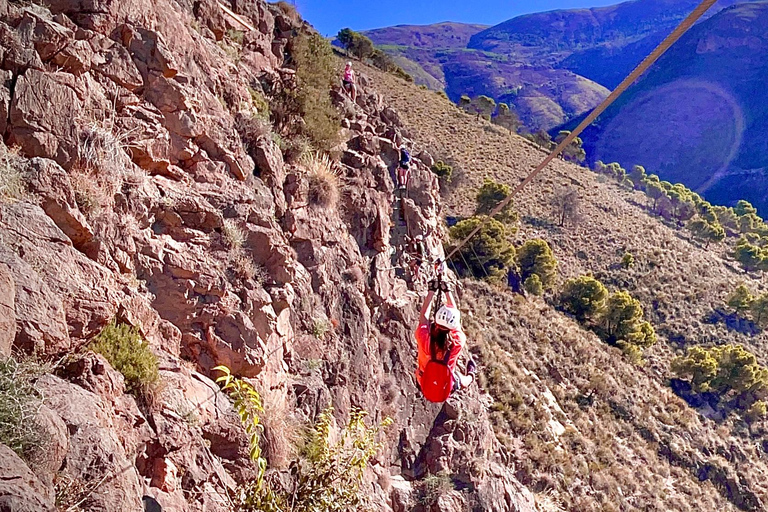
[342,62,357,102]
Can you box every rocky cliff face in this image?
[0,0,535,510]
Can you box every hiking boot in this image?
[466,359,477,376]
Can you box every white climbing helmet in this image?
[435,305,461,331]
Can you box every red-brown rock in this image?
[8,70,83,168]
[0,444,54,512]
[0,264,14,357]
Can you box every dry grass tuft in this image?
[235,112,271,155]
[0,144,25,202]
[257,385,300,470]
[77,118,133,176]
[274,1,301,23]
[0,357,49,460]
[230,250,269,285]
[222,219,246,250]
[303,152,340,209]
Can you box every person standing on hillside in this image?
[342,62,357,102]
[414,276,477,402]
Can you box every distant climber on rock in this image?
[414,276,477,403]
[404,234,427,277]
[342,61,357,102]
[396,145,411,191]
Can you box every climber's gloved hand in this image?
[428,279,440,292]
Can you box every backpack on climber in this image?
[414,277,477,403]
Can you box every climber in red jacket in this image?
[414,277,476,402]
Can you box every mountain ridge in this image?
[575,0,768,214]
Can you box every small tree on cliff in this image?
[516,239,558,291]
[447,216,515,280]
[336,28,374,59]
[468,95,496,120]
[672,344,768,410]
[734,237,766,272]
[688,219,725,248]
[554,131,586,164]
[751,293,768,327]
[475,179,517,224]
[560,275,609,321]
[727,284,754,314]
[493,103,521,132]
[644,178,666,213]
[598,291,656,347]
[550,187,580,227]
[291,32,340,150]
[628,165,647,190]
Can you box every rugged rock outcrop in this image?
[0,0,535,510]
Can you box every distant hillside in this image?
[363,0,757,131]
[364,23,610,131]
[577,1,768,215]
[365,22,488,49]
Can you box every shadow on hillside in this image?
[669,379,727,422]
[521,215,561,233]
[704,308,761,336]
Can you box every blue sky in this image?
[294,0,624,37]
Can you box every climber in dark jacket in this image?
[396,145,411,190]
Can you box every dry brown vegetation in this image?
[357,62,768,510]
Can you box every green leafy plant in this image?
[91,321,159,396]
[287,406,392,511]
[290,32,340,150]
[621,252,635,269]
[431,161,453,183]
[215,366,267,470]
[229,394,392,512]
[727,284,754,314]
